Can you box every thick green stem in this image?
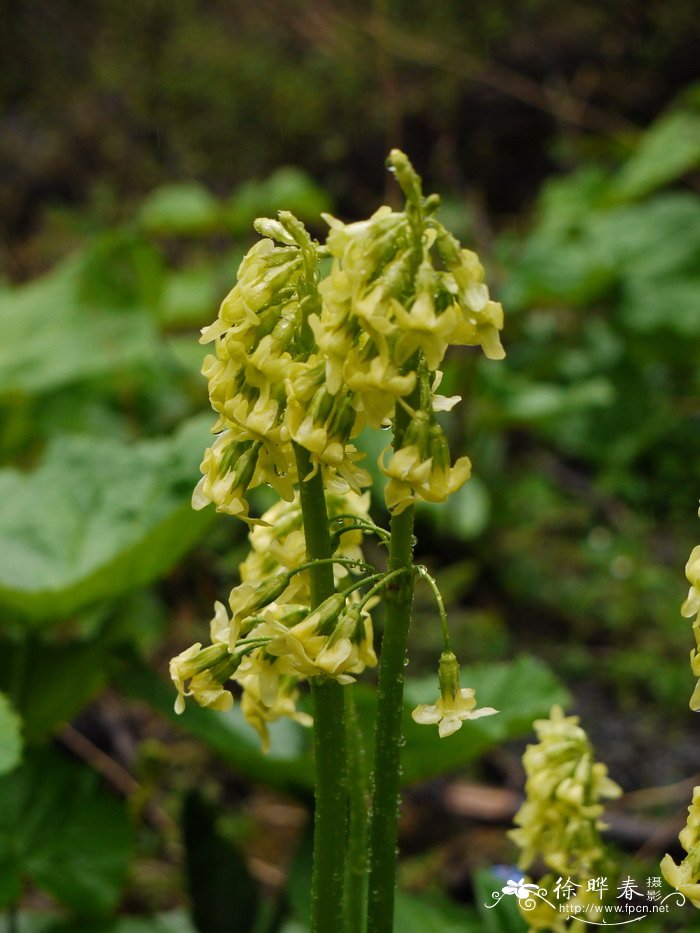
[366,403,416,933]
[293,443,348,933]
[344,689,369,933]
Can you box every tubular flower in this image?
[228,571,294,640]
[661,786,700,908]
[169,602,242,713]
[380,412,471,514]
[509,706,621,879]
[412,651,497,737]
[240,490,372,605]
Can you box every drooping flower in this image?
[411,650,497,737]
[170,601,242,713]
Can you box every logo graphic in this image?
[484,875,687,927]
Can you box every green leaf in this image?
[614,109,700,202]
[125,657,565,793]
[0,748,133,914]
[0,416,215,621]
[620,273,700,334]
[588,194,700,274]
[358,656,568,786]
[120,660,314,793]
[0,250,160,398]
[499,228,616,311]
[0,692,22,774]
[139,183,224,235]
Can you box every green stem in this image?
[288,556,378,579]
[415,565,450,650]
[352,568,409,609]
[344,689,369,933]
[293,443,348,933]
[366,404,416,933]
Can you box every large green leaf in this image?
[0,692,22,774]
[0,416,214,621]
[0,243,161,398]
[613,108,700,202]
[0,748,133,914]
[125,656,565,792]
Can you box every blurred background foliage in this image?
[1,0,700,930]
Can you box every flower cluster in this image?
[173,150,506,750]
[661,786,700,908]
[170,491,377,750]
[509,706,621,879]
[318,151,504,514]
[192,151,504,522]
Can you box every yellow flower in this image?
[411,651,497,738]
[391,292,458,372]
[380,415,471,514]
[239,672,313,754]
[342,349,416,429]
[227,571,293,640]
[192,433,262,522]
[262,592,377,684]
